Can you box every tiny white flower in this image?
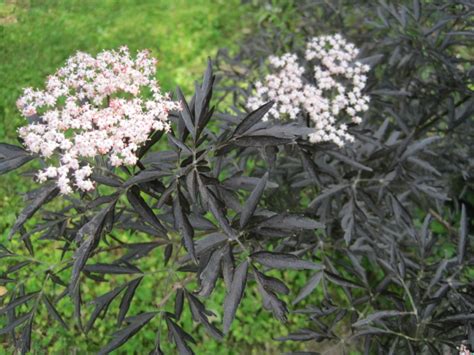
[247,34,370,147]
[17,46,181,194]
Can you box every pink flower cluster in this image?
[247,34,370,147]
[16,46,180,194]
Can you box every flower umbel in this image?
[247,34,370,147]
[17,46,180,194]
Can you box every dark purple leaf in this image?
[0,292,38,315]
[223,260,248,334]
[43,295,68,330]
[233,101,274,136]
[458,204,467,264]
[86,284,127,332]
[98,312,156,355]
[353,311,412,327]
[83,263,141,275]
[240,172,268,229]
[0,312,32,335]
[251,252,322,271]
[198,248,223,297]
[173,192,196,263]
[9,185,59,239]
[127,187,166,234]
[117,277,143,327]
[293,272,323,305]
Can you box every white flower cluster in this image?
[247,34,370,147]
[16,46,180,194]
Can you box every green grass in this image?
[0,1,313,353]
[0,0,251,217]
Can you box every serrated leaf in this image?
[75,201,117,243]
[234,135,292,147]
[91,174,122,187]
[240,172,268,229]
[98,312,156,355]
[359,54,384,66]
[70,203,116,293]
[173,192,196,263]
[71,283,83,331]
[221,244,234,289]
[123,170,169,187]
[371,89,410,97]
[276,329,324,342]
[127,187,166,234]
[458,204,467,264]
[325,271,363,289]
[166,317,195,355]
[0,143,27,158]
[223,175,278,191]
[293,272,323,305]
[175,288,184,320]
[436,313,474,322]
[157,182,176,209]
[352,326,392,337]
[199,60,214,118]
[19,317,33,354]
[223,260,248,334]
[118,242,167,264]
[179,233,228,264]
[0,312,32,335]
[176,87,195,139]
[43,295,68,330]
[117,277,143,326]
[186,292,223,340]
[186,170,197,203]
[327,151,373,172]
[253,270,289,295]
[9,185,59,239]
[137,130,164,159]
[308,185,348,209]
[401,136,440,160]
[168,134,192,154]
[0,292,38,315]
[353,311,411,327]
[86,284,127,332]
[233,101,274,136]
[254,270,288,322]
[83,263,141,275]
[194,82,203,135]
[251,252,322,271]
[0,146,34,175]
[406,157,441,176]
[197,176,236,239]
[7,260,31,274]
[198,248,223,297]
[164,244,173,266]
[258,214,324,230]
